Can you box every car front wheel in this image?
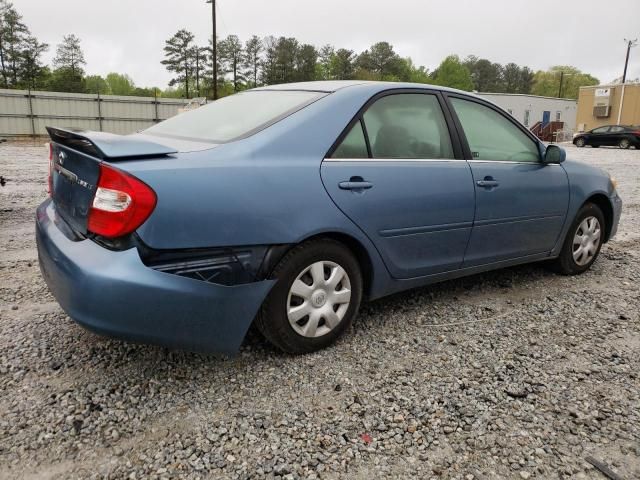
[574,137,586,147]
[551,203,605,275]
[256,238,362,354]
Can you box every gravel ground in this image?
[0,140,639,480]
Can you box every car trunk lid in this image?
[47,127,178,235]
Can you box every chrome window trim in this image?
[467,159,561,166]
[323,158,463,163]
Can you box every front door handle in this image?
[339,176,373,191]
[476,177,499,188]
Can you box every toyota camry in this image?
[36,81,622,355]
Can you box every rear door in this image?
[321,91,475,279]
[445,95,569,266]
[608,125,626,146]
[590,126,611,146]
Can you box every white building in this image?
[477,93,578,132]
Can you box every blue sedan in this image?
[36,81,622,355]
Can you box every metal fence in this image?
[0,89,191,137]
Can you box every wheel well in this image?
[301,232,374,299]
[585,194,613,242]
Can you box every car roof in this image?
[255,80,480,97]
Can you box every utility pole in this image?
[557,71,564,98]
[622,38,638,84]
[206,0,218,100]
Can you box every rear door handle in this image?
[339,180,373,191]
[476,178,499,188]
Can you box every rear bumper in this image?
[36,199,274,355]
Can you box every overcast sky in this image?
[16,0,640,88]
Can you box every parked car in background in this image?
[573,125,640,149]
[37,81,622,356]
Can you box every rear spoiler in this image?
[46,127,177,160]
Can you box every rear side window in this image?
[332,121,369,158]
[145,90,326,143]
[450,98,540,162]
[363,94,454,159]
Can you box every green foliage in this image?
[328,48,355,80]
[355,42,406,80]
[531,66,599,99]
[106,72,135,95]
[243,35,263,87]
[85,74,110,94]
[219,35,244,92]
[53,34,85,76]
[431,55,474,91]
[161,29,197,98]
[47,66,84,93]
[0,0,48,88]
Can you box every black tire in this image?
[619,138,631,149]
[551,203,605,275]
[592,145,599,148]
[574,137,586,147]
[256,238,363,354]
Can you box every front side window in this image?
[592,126,610,134]
[362,94,454,159]
[451,98,540,163]
[145,90,325,143]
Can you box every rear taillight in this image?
[87,164,156,238]
[47,143,53,196]
[633,130,640,136]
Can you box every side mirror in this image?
[544,145,566,164]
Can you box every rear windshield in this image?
[145,90,326,143]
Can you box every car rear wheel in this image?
[575,137,586,147]
[256,238,362,354]
[619,138,631,149]
[551,203,605,275]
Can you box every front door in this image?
[446,96,569,266]
[321,92,475,279]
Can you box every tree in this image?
[502,63,521,93]
[84,74,109,94]
[295,44,317,82]
[161,29,195,98]
[517,66,534,94]
[260,36,278,85]
[47,67,84,92]
[243,35,263,87]
[19,35,48,88]
[532,66,599,99]
[190,45,208,96]
[328,48,354,80]
[355,42,405,80]
[317,44,334,80]
[431,55,473,91]
[274,37,299,84]
[204,35,223,97]
[464,56,504,92]
[219,35,244,91]
[402,58,431,84]
[0,0,29,87]
[53,34,85,76]
[106,72,134,95]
